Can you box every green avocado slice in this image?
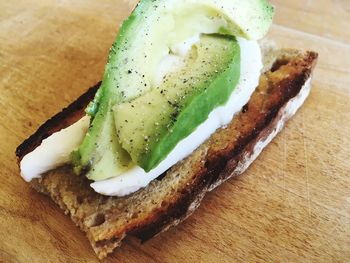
[72,0,274,180]
[114,34,240,172]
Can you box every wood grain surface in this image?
[1,0,349,262]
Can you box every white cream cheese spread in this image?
[20,116,90,182]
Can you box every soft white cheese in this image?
[20,37,262,197]
[155,35,201,87]
[170,34,201,57]
[91,37,262,196]
[20,116,90,182]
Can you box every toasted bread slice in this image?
[16,45,318,259]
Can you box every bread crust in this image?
[16,83,100,160]
[16,48,318,259]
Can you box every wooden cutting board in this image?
[0,0,349,262]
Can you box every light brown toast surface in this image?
[16,47,318,259]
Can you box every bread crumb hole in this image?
[131,212,138,219]
[90,213,106,227]
[271,58,289,72]
[76,196,84,204]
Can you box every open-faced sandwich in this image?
[16,0,318,259]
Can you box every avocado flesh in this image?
[74,0,274,180]
[115,34,240,172]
